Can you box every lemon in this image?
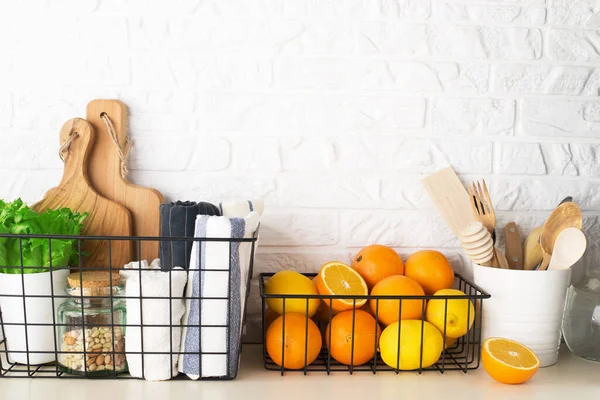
[445,336,458,349]
[379,320,443,370]
[425,289,475,339]
[264,271,320,317]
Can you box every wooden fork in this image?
[467,180,496,236]
[468,179,503,268]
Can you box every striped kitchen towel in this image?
[159,201,220,271]
[220,199,263,280]
[178,211,260,379]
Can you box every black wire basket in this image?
[0,233,257,380]
[260,272,490,375]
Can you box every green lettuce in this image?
[0,198,88,274]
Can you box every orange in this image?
[314,301,338,324]
[265,313,322,370]
[359,301,374,316]
[315,261,368,312]
[312,276,337,323]
[325,310,381,366]
[482,337,540,384]
[351,245,404,289]
[405,250,455,295]
[369,275,426,326]
[264,307,279,330]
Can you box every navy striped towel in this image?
[178,211,260,379]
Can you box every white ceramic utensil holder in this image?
[472,263,571,367]
[0,269,69,365]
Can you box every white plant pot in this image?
[0,269,69,365]
[472,263,571,367]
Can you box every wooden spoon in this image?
[547,228,587,271]
[523,226,543,270]
[538,202,583,271]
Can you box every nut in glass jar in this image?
[57,272,127,375]
[60,326,126,373]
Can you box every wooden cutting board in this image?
[32,118,134,269]
[86,100,164,261]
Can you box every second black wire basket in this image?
[260,272,490,375]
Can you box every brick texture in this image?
[1,0,599,338]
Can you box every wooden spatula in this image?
[86,100,164,261]
[422,167,477,236]
[504,222,523,270]
[32,118,133,269]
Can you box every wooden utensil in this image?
[464,244,494,258]
[504,222,523,270]
[467,180,496,235]
[422,167,477,236]
[559,196,573,205]
[523,226,543,270]
[494,247,510,269]
[462,235,493,251]
[470,248,495,265]
[86,100,164,261]
[538,202,583,271]
[466,179,499,267]
[547,228,587,271]
[32,118,133,269]
[459,222,494,265]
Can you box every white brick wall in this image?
[1,0,599,341]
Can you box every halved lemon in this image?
[315,261,368,312]
[482,337,540,384]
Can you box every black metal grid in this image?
[0,232,257,380]
[260,272,490,375]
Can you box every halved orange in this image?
[482,337,540,384]
[315,261,368,312]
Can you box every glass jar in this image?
[562,276,600,362]
[57,272,127,375]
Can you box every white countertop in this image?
[1,345,599,400]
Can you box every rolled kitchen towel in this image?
[178,211,260,379]
[219,199,264,218]
[159,201,220,271]
[123,259,188,381]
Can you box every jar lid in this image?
[67,271,121,290]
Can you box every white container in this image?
[472,263,571,367]
[0,269,69,365]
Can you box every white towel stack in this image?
[121,259,188,381]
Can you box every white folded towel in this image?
[178,211,260,379]
[219,199,264,218]
[122,259,188,381]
